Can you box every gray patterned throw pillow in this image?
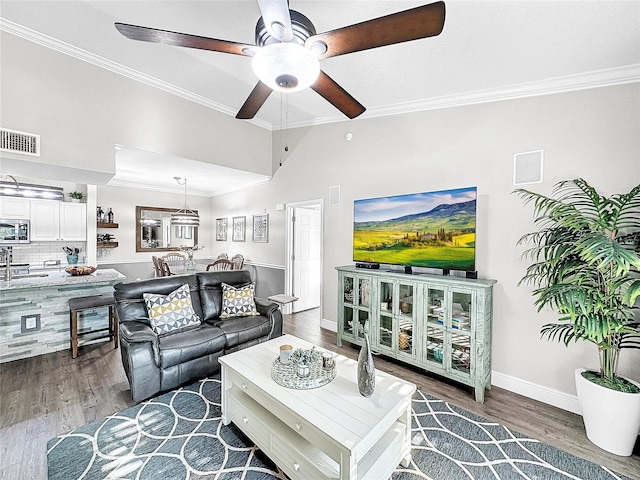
[220,282,259,318]
[144,284,201,335]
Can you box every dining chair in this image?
[151,256,164,277]
[231,254,244,270]
[161,252,186,270]
[158,258,174,276]
[206,259,234,271]
[216,253,229,260]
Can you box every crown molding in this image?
[281,64,640,130]
[0,19,271,131]
[3,18,638,132]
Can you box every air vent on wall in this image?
[0,128,40,156]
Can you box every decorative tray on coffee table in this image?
[271,357,336,390]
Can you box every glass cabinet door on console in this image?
[375,280,417,360]
[449,290,474,378]
[425,287,446,369]
[377,280,394,351]
[338,274,372,347]
[425,286,475,381]
[396,281,417,360]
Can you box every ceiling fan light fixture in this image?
[252,43,320,92]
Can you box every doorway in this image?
[285,200,323,318]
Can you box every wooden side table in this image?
[68,293,118,358]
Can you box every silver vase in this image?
[357,333,375,397]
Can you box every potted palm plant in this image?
[515,178,640,456]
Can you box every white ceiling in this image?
[1,1,639,195]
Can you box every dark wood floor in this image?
[1,309,638,480]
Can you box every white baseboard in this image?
[491,371,581,414]
[319,317,581,414]
[320,318,337,332]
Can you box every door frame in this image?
[284,199,324,317]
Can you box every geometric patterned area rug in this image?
[47,375,631,480]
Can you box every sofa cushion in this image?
[115,275,203,327]
[159,323,226,368]
[220,282,259,318]
[144,284,201,335]
[197,270,254,322]
[215,314,272,350]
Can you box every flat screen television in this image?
[353,186,477,273]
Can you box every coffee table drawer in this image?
[227,386,340,479]
[225,367,335,454]
[226,388,271,448]
[271,433,339,480]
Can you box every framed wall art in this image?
[216,218,228,241]
[252,214,269,243]
[232,216,246,242]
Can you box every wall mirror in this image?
[136,206,198,252]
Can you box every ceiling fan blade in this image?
[305,1,445,59]
[257,0,293,42]
[311,71,365,119]
[115,22,256,56]
[236,81,274,119]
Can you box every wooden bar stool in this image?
[69,293,118,359]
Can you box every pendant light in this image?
[139,210,159,226]
[171,177,199,226]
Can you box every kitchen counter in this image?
[0,268,125,290]
[0,268,126,363]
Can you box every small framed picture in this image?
[252,214,269,243]
[175,226,182,238]
[216,218,227,241]
[233,216,246,242]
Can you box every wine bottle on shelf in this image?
[97,206,104,223]
[107,208,114,223]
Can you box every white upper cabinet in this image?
[31,200,60,241]
[30,200,86,241]
[0,197,30,219]
[60,203,87,241]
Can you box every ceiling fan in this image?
[115,0,446,120]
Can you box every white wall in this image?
[0,32,272,183]
[95,185,213,265]
[212,83,640,405]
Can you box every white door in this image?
[292,206,321,312]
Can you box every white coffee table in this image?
[219,334,416,480]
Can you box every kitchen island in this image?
[0,268,126,363]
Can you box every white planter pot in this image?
[575,368,640,456]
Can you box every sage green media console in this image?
[336,266,496,402]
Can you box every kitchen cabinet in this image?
[0,197,30,219]
[60,203,87,241]
[337,266,496,402]
[30,200,86,241]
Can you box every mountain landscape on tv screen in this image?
[353,199,476,270]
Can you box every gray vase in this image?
[357,333,375,397]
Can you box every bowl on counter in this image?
[65,266,96,276]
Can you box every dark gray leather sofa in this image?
[113,270,283,402]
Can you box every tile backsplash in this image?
[9,241,87,266]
